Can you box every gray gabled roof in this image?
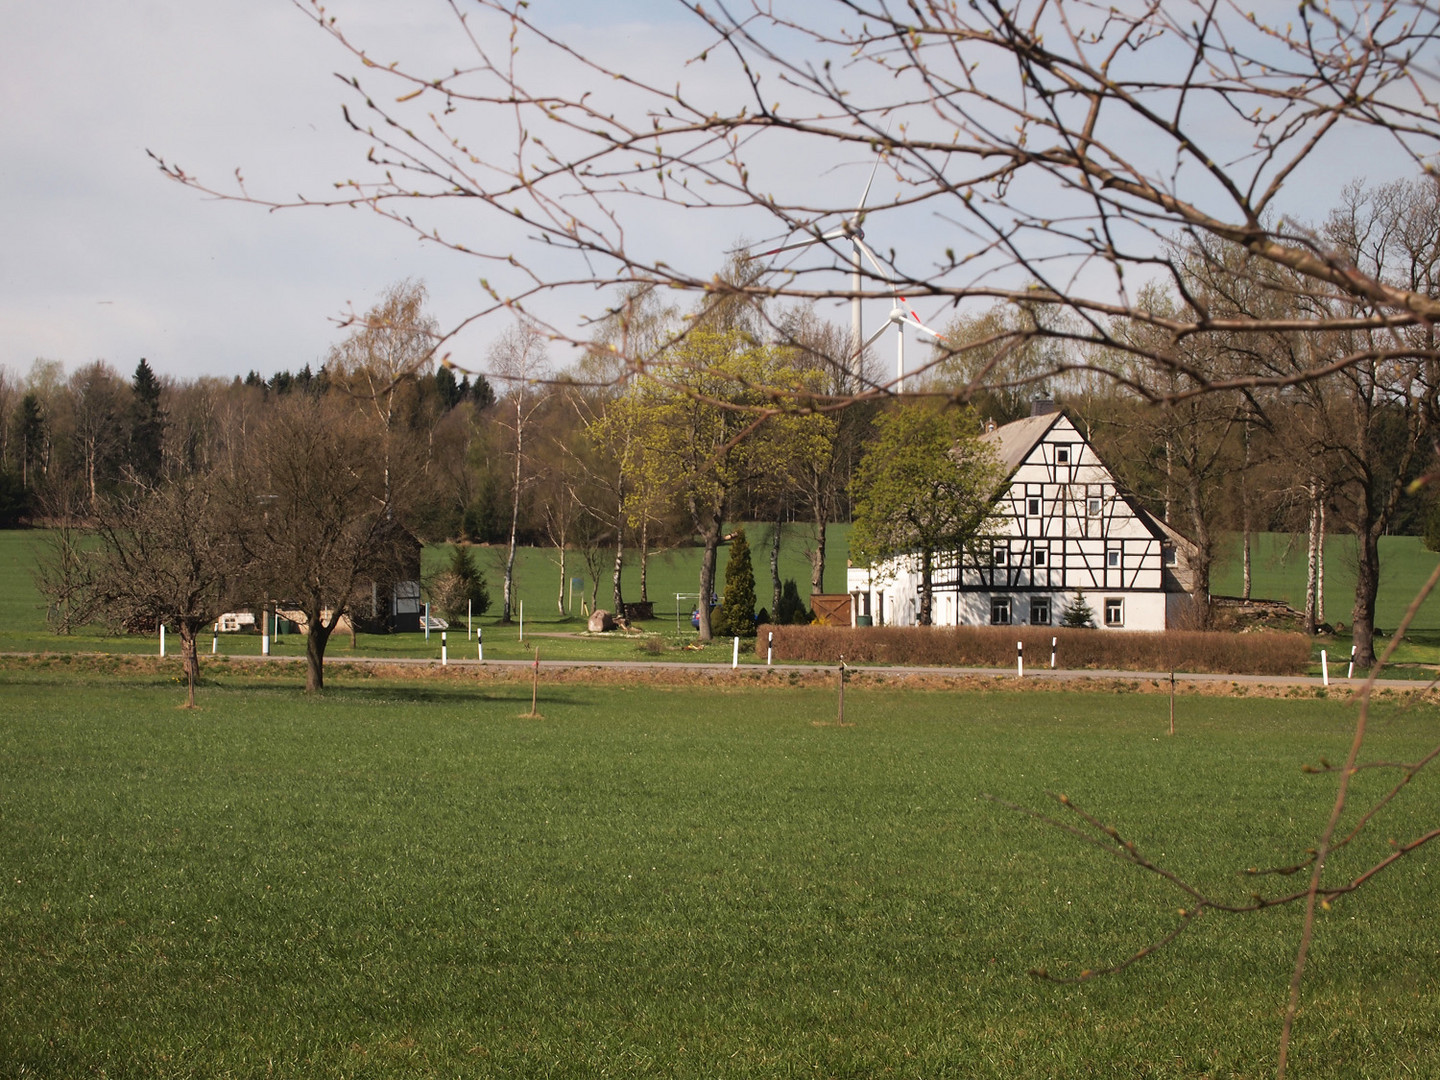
[978,411,1064,475]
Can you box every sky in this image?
[3,1,1432,391]
[0,0,715,386]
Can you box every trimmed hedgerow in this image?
[758,624,1310,675]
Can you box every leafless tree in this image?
[240,394,412,692]
[33,475,253,706]
[488,323,550,623]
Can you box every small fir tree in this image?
[716,528,757,636]
[435,544,491,623]
[776,579,810,625]
[128,358,166,484]
[1060,591,1097,629]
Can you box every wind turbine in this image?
[854,285,946,395]
[745,154,943,393]
[744,156,884,391]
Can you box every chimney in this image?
[1031,397,1057,417]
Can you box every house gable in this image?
[848,409,1197,631]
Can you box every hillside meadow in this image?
[1,664,1437,1078]
[4,526,1440,669]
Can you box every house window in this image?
[1088,496,1103,516]
[1107,547,1121,569]
[1055,446,1070,464]
[1164,545,1178,566]
[991,597,1012,625]
[1104,597,1124,627]
[1032,547,1048,568]
[1030,598,1052,625]
[992,544,1008,567]
[1027,496,1041,517]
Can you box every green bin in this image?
[856,615,873,627]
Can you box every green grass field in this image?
[5,526,1440,670]
[0,526,850,663]
[1,666,1437,1078]
[1210,531,1440,633]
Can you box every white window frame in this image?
[993,544,1009,567]
[1087,496,1103,517]
[1106,547,1121,569]
[1032,546,1048,568]
[1055,446,1070,465]
[1030,597,1052,625]
[991,597,1012,625]
[1104,597,1124,627]
[1027,496,1042,517]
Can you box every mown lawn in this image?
[1,669,1436,1077]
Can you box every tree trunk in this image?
[810,516,827,595]
[180,625,199,708]
[1304,480,1320,635]
[639,518,649,603]
[697,520,720,642]
[1317,494,1326,625]
[611,526,625,619]
[1241,419,1252,601]
[918,549,934,625]
[557,542,567,616]
[306,616,332,692]
[770,517,782,616]
[1353,527,1380,668]
[1184,471,1213,629]
[503,404,523,624]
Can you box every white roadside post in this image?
[261,610,269,657]
[519,601,524,644]
[468,599,472,640]
[1016,640,1023,678]
[441,631,448,667]
[1050,636,1057,669]
[767,631,773,666]
[159,623,165,658]
[212,622,219,655]
[1321,649,1330,687]
[477,627,484,662]
[1348,645,1356,679]
[732,636,740,669]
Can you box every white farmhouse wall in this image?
[846,411,1196,631]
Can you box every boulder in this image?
[588,609,615,633]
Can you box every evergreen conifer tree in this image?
[128,358,165,483]
[437,544,491,623]
[1060,591,1097,629]
[716,528,757,636]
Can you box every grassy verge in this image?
[1,669,1437,1077]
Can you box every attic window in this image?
[1055,446,1070,464]
[1027,497,1041,517]
[1087,497,1103,516]
[1164,545,1178,566]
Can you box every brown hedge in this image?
[756,624,1311,675]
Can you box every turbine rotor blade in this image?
[751,226,852,260]
[856,152,883,216]
[859,314,899,356]
[853,238,893,285]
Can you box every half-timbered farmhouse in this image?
[846,404,1199,631]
